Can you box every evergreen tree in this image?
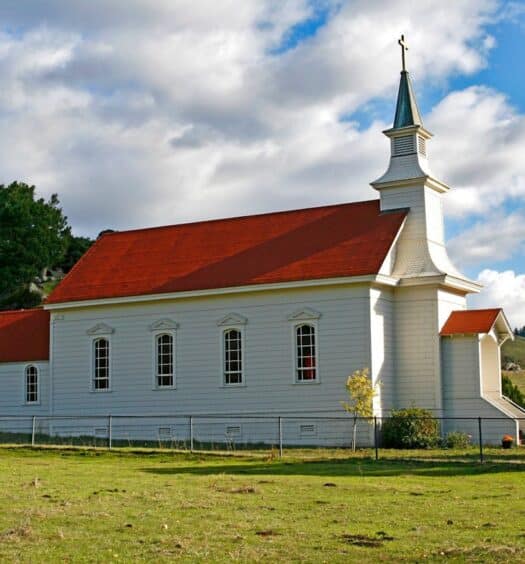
[0,182,69,309]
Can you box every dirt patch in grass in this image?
[1,524,33,541]
[341,531,395,547]
[255,529,280,537]
[436,544,519,559]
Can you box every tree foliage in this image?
[0,182,69,308]
[342,368,377,418]
[341,367,379,451]
[60,234,93,272]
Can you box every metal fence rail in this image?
[0,414,523,463]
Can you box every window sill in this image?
[221,383,246,388]
[90,389,113,393]
[152,386,177,391]
[24,402,40,406]
[293,380,321,385]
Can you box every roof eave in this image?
[44,273,401,311]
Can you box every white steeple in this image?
[371,36,477,291]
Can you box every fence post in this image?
[478,417,484,464]
[108,415,112,450]
[31,416,36,447]
[190,416,194,453]
[278,416,283,458]
[373,416,378,461]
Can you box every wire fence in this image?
[0,414,522,463]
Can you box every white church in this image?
[0,41,523,446]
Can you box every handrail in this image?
[502,395,525,414]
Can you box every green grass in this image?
[0,448,524,562]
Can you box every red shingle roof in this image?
[0,309,50,363]
[47,200,407,305]
[440,309,502,336]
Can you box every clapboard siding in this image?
[393,286,441,410]
[442,336,481,403]
[50,285,372,416]
[0,362,49,415]
[370,288,395,414]
[441,336,518,443]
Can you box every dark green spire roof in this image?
[393,70,423,129]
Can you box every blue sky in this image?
[0,0,523,324]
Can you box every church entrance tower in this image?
[371,36,474,286]
[371,36,480,414]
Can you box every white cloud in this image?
[448,211,525,267]
[429,86,525,217]
[469,269,525,328]
[0,0,506,236]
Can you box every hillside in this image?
[502,336,525,395]
[502,335,525,367]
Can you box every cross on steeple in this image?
[398,34,408,72]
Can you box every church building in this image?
[0,42,522,446]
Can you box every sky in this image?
[0,0,524,326]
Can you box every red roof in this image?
[440,309,502,336]
[47,200,407,305]
[0,309,50,363]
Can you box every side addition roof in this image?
[47,200,408,305]
[0,308,50,363]
[440,308,513,339]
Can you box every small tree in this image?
[341,368,379,451]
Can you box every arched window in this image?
[93,338,110,390]
[224,329,243,385]
[156,333,174,388]
[296,324,317,381]
[25,365,39,403]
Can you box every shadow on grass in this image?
[141,456,525,478]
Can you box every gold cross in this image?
[398,34,408,72]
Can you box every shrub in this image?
[382,407,440,449]
[443,431,471,449]
[502,375,525,408]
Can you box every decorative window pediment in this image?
[149,319,179,332]
[217,313,248,327]
[287,307,321,322]
[86,323,115,336]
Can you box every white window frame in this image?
[24,364,40,405]
[217,313,247,388]
[152,330,176,390]
[90,336,112,393]
[287,307,321,385]
[221,326,245,387]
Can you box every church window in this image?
[93,338,110,391]
[223,328,243,385]
[295,324,317,382]
[25,365,39,403]
[156,333,174,388]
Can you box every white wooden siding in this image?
[49,285,372,417]
[441,336,518,443]
[0,362,49,415]
[393,286,442,411]
[370,288,395,415]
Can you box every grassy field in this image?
[502,336,525,367]
[0,448,524,562]
[502,336,525,395]
[503,370,525,395]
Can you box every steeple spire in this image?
[393,34,423,129]
[370,34,471,286]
